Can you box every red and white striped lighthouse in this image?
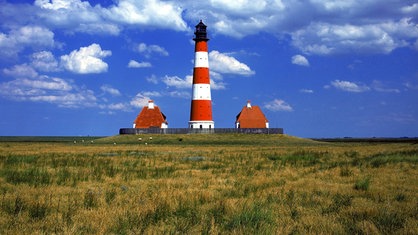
[189,20,214,130]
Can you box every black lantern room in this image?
[193,20,209,42]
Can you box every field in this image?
[0,134,417,234]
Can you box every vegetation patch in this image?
[0,134,416,234]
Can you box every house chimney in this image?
[148,100,154,109]
[247,100,252,108]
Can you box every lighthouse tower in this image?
[189,20,214,130]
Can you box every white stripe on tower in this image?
[189,20,214,130]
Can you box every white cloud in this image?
[162,74,226,90]
[371,80,400,93]
[404,82,418,90]
[100,85,121,96]
[33,0,188,35]
[146,74,159,84]
[3,0,416,57]
[210,80,227,90]
[128,60,152,68]
[31,51,59,72]
[401,3,418,14]
[330,80,370,92]
[136,43,169,57]
[107,102,130,111]
[291,19,417,55]
[0,26,55,58]
[185,1,417,55]
[60,43,112,74]
[104,0,187,31]
[34,0,121,35]
[209,0,271,15]
[162,75,192,89]
[291,55,310,66]
[142,91,162,97]
[300,89,314,93]
[130,93,151,108]
[35,0,85,10]
[0,75,96,108]
[168,91,190,99]
[264,99,293,112]
[3,64,38,78]
[209,50,255,76]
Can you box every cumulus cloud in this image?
[291,55,310,66]
[186,1,417,55]
[168,90,190,99]
[162,75,192,89]
[100,85,121,96]
[3,64,38,78]
[209,50,255,76]
[136,43,169,58]
[31,51,59,72]
[291,19,418,55]
[32,0,187,34]
[0,26,55,58]
[162,74,226,91]
[127,60,152,68]
[104,0,187,31]
[60,43,112,74]
[264,99,293,112]
[3,0,416,56]
[0,74,97,108]
[330,80,370,92]
[130,93,151,108]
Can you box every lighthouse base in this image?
[189,121,214,130]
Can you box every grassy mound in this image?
[94,134,321,146]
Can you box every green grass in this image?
[0,134,416,234]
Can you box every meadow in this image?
[0,134,416,234]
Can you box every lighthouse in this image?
[189,20,214,130]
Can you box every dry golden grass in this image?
[0,134,417,234]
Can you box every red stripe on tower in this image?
[189,20,214,130]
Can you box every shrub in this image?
[354,176,371,191]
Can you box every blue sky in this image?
[0,0,417,138]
